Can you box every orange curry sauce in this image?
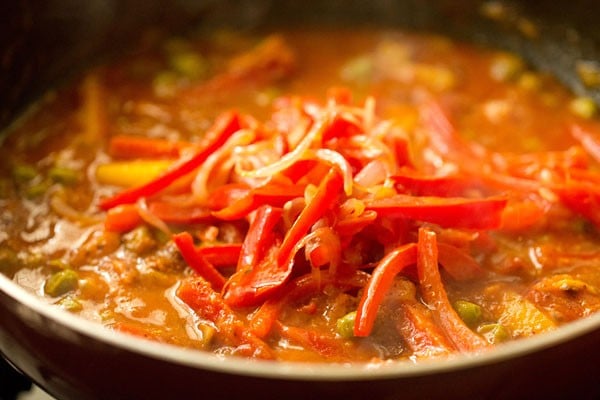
[1,30,600,362]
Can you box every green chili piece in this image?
[49,166,79,185]
[44,269,79,297]
[25,181,50,198]
[478,323,510,344]
[336,311,357,338]
[12,164,37,183]
[453,300,483,327]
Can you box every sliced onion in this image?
[354,159,389,187]
[49,192,103,226]
[236,113,332,179]
[305,148,354,196]
[136,198,171,236]
[191,129,255,200]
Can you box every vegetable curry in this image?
[2,29,600,362]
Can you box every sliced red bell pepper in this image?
[104,204,143,233]
[196,243,242,267]
[212,182,305,221]
[147,201,214,224]
[499,198,548,232]
[222,240,285,307]
[99,111,241,210]
[222,205,285,307]
[437,242,485,281]
[396,303,454,356]
[236,205,283,273]
[554,187,600,228]
[417,227,489,352]
[277,168,344,266]
[249,271,368,338]
[172,232,226,290]
[354,243,418,337]
[274,321,350,360]
[365,194,508,230]
[390,168,483,197]
[108,135,191,159]
[205,183,250,210]
[177,277,274,359]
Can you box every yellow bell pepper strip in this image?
[96,160,173,187]
[99,111,241,210]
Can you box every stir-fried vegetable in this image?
[4,29,600,363]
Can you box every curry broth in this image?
[1,29,600,362]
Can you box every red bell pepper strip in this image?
[249,270,369,338]
[365,194,508,230]
[390,168,483,197]
[108,135,191,159]
[147,201,214,224]
[196,243,242,267]
[554,187,600,228]
[99,111,241,210]
[205,183,250,210]
[571,124,600,164]
[177,277,274,359]
[354,243,418,337]
[212,183,305,221]
[222,240,284,307]
[277,168,344,266]
[274,321,350,360]
[499,198,548,232]
[417,227,489,352]
[172,232,226,290]
[237,205,283,272]
[104,204,143,233]
[437,242,485,281]
[396,303,454,356]
[222,206,285,307]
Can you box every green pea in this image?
[340,55,373,83]
[44,269,79,297]
[478,323,510,344]
[336,311,357,338]
[453,300,483,327]
[12,164,37,183]
[48,166,79,185]
[153,71,179,97]
[169,52,209,80]
[569,97,597,119]
[490,53,524,82]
